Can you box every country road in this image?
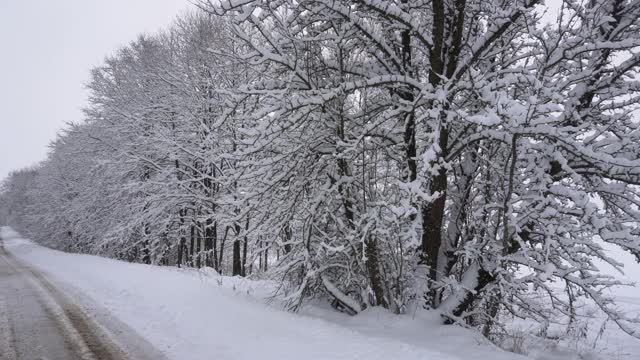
[0,239,165,360]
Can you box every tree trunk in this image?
[142,239,151,265]
[204,218,217,269]
[196,221,202,268]
[142,223,151,265]
[283,222,292,254]
[177,236,186,268]
[421,126,449,303]
[232,223,242,276]
[189,223,195,267]
[241,216,249,277]
[219,226,229,274]
[212,221,218,271]
[365,234,387,307]
[263,246,268,272]
[241,236,247,277]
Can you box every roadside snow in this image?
[3,226,638,360]
[0,227,525,360]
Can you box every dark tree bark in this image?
[283,222,292,254]
[365,234,387,307]
[142,223,151,265]
[189,222,195,267]
[232,223,242,276]
[263,245,268,272]
[421,0,467,306]
[399,1,417,184]
[195,221,202,268]
[177,236,186,268]
[204,218,216,268]
[177,208,187,268]
[241,237,247,277]
[142,239,151,265]
[450,267,495,319]
[212,221,218,270]
[219,225,230,274]
[241,216,249,277]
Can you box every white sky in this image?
[0,0,193,181]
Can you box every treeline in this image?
[2,0,640,339]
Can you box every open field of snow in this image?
[2,226,639,360]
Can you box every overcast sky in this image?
[0,0,193,181]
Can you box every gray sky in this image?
[0,0,193,181]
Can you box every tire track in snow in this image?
[0,242,129,360]
[0,294,17,360]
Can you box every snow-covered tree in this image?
[2,0,639,343]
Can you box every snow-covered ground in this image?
[596,249,640,359]
[507,243,640,360]
[1,226,638,360]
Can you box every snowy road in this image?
[0,240,164,360]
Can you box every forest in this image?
[1,0,639,342]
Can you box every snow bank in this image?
[0,227,527,360]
